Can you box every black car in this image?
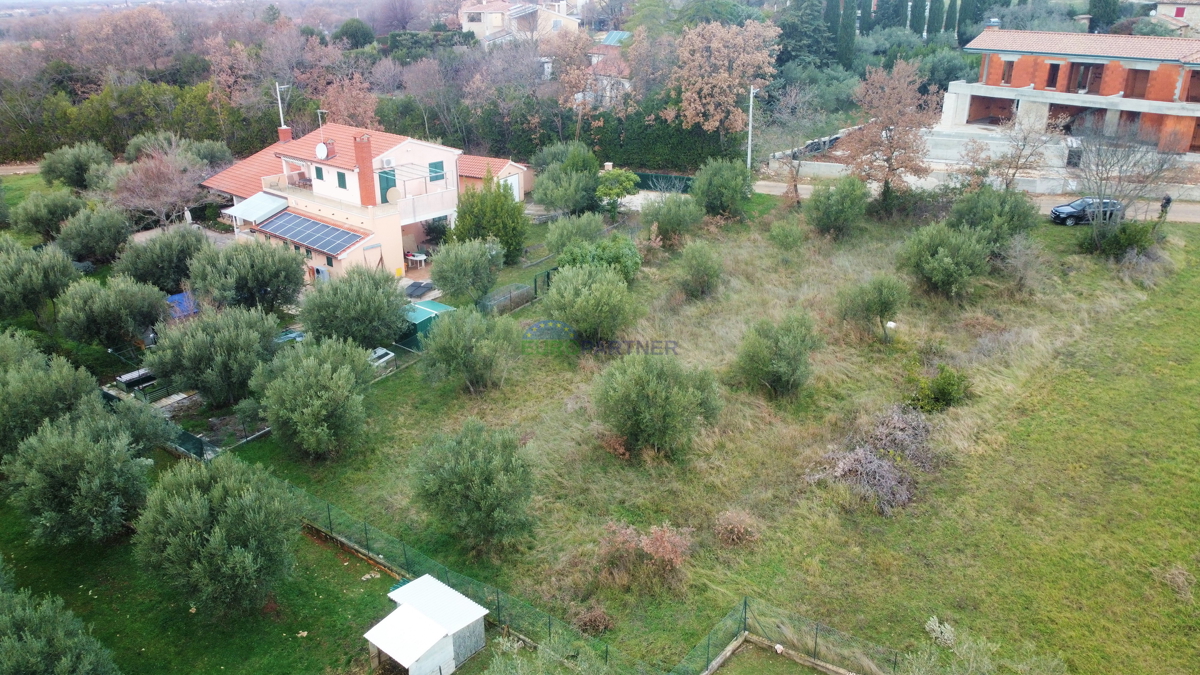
[1049,198,1124,226]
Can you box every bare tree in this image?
[835,59,940,193]
[627,27,676,104]
[992,114,1066,190]
[1071,117,1195,248]
[401,57,445,139]
[370,57,406,95]
[754,85,825,202]
[597,0,633,29]
[373,0,425,32]
[322,74,381,129]
[950,138,993,191]
[668,21,780,139]
[112,151,211,226]
[544,31,596,140]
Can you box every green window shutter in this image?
[428,161,445,182]
[379,169,397,203]
[337,172,347,189]
[326,256,334,267]
[315,166,324,180]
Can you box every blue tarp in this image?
[167,292,199,319]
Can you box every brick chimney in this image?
[277,127,292,143]
[355,134,377,207]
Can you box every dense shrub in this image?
[690,158,753,217]
[598,521,694,589]
[124,131,179,162]
[113,226,209,294]
[734,312,823,397]
[596,168,640,218]
[767,218,806,251]
[557,235,642,284]
[0,348,95,458]
[593,353,721,459]
[641,194,705,246]
[250,343,369,458]
[909,364,972,412]
[0,238,79,323]
[332,18,376,48]
[187,240,305,313]
[804,176,869,239]
[2,415,151,545]
[837,275,909,342]
[1000,233,1051,294]
[868,183,956,223]
[678,240,723,299]
[58,275,168,348]
[134,456,298,614]
[421,307,522,393]
[300,266,410,348]
[542,264,636,342]
[453,173,529,265]
[411,418,533,550]
[534,163,599,215]
[0,179,9,226]
[56,208,132,263]
[10,191,85,239]
[180,139,234,167]
[546,213,605,254]
[431,238,503,302]
[897,222,990,298]
[1081,219,1157,258]
[40,142,113,191]
[0,589,121,675]
[945,185,1039,254]
[143,307,279,406]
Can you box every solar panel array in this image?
[258,212,364,255]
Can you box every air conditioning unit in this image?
[383,158,394,167]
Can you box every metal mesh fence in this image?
[479,283,535,315]
[667,604,745,675]
[745,597,902,675]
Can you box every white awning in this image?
[364,604,449,668]
[222,192,287,223]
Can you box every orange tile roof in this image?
[592,55,630,78]
[458,154,523,178]
[202,141,286,199]
[461,1,514,12]
[587,43,621,57]
[964,29,1200,63]
[274,123,411,172]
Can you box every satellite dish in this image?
[315,142,329,160]
[386,187,400,203]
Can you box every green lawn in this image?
[718,643,819,675]
[2,172,49,246]
[0,452,397,675]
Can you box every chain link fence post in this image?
[326,503,333,534]
[363,521,370,556]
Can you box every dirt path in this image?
[753,180,1200,223]
[0,164,39,176]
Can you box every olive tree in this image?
[593,354,721,459]
[431,238,503,303]
[58,275,168,348]
[40,142,114,191]
[411,418,533,550]
[679,240,723,299]
[734,312,823,397]
[143,307,279,406]
[250,339,373,458]
[0,348,96,458]
[188,240,305,314]
[300,266,409,348]
[56,208,132,263]
[134,456,299,614]
[690,158,752,217]
[112,226,209,294]
[0,238,79,324]
[640,194,704,247]
[546,212,606,254]
[2,417,151,546]
[0,589,121,675]
[10,191,85,240]
[63,393,179,457]
[804,176,869,239]
[421,307,522,393]
[541,264,636,342]
[897,223,990,298]
[837,275,910,342]
[556,235,642,284]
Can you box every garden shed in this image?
[385,575,489,667]
[405,301,456,337]
[364,604,455,675]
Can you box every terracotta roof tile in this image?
[964,29,1200,63]
[274,123,411,171]
[587,44,621,57]
[457,155,522,178]
[591,55,630,78]
[202,142,286,200]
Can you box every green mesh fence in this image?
[286,484,901,675]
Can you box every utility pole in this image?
[746,85,758,170]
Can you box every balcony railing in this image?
[261,175,457,226]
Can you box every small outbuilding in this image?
[405,301,457,337]
[364,574,489,673]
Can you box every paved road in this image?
[753,180,1200,224]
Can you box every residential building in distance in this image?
[940,27,1200,152]
[456,155,533,200]
[458,0,580,47]
[1154,1,1199,36]
[204,123,461,281]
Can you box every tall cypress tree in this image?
[824,0,842,40]
[837,0,857,68]
[956,0,975,43]
[909,0,926,32]
[927,0,945,33]
[944,0,959,35]
[859,0,874,33]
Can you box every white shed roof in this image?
[222,192,287,223]
[364,604,449,668]
[387,575,489,634]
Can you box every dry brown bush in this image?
[830,446,913,515]
[714,510,760,547]
[570,603,616,635]
[598,432,630,460]
[1118,246,1175,289]
[959,313,1004,337]
[598,521,693,590]
[866,405,935,471]
[1153,564,1195,602]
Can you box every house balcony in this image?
[261,174,458,229]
